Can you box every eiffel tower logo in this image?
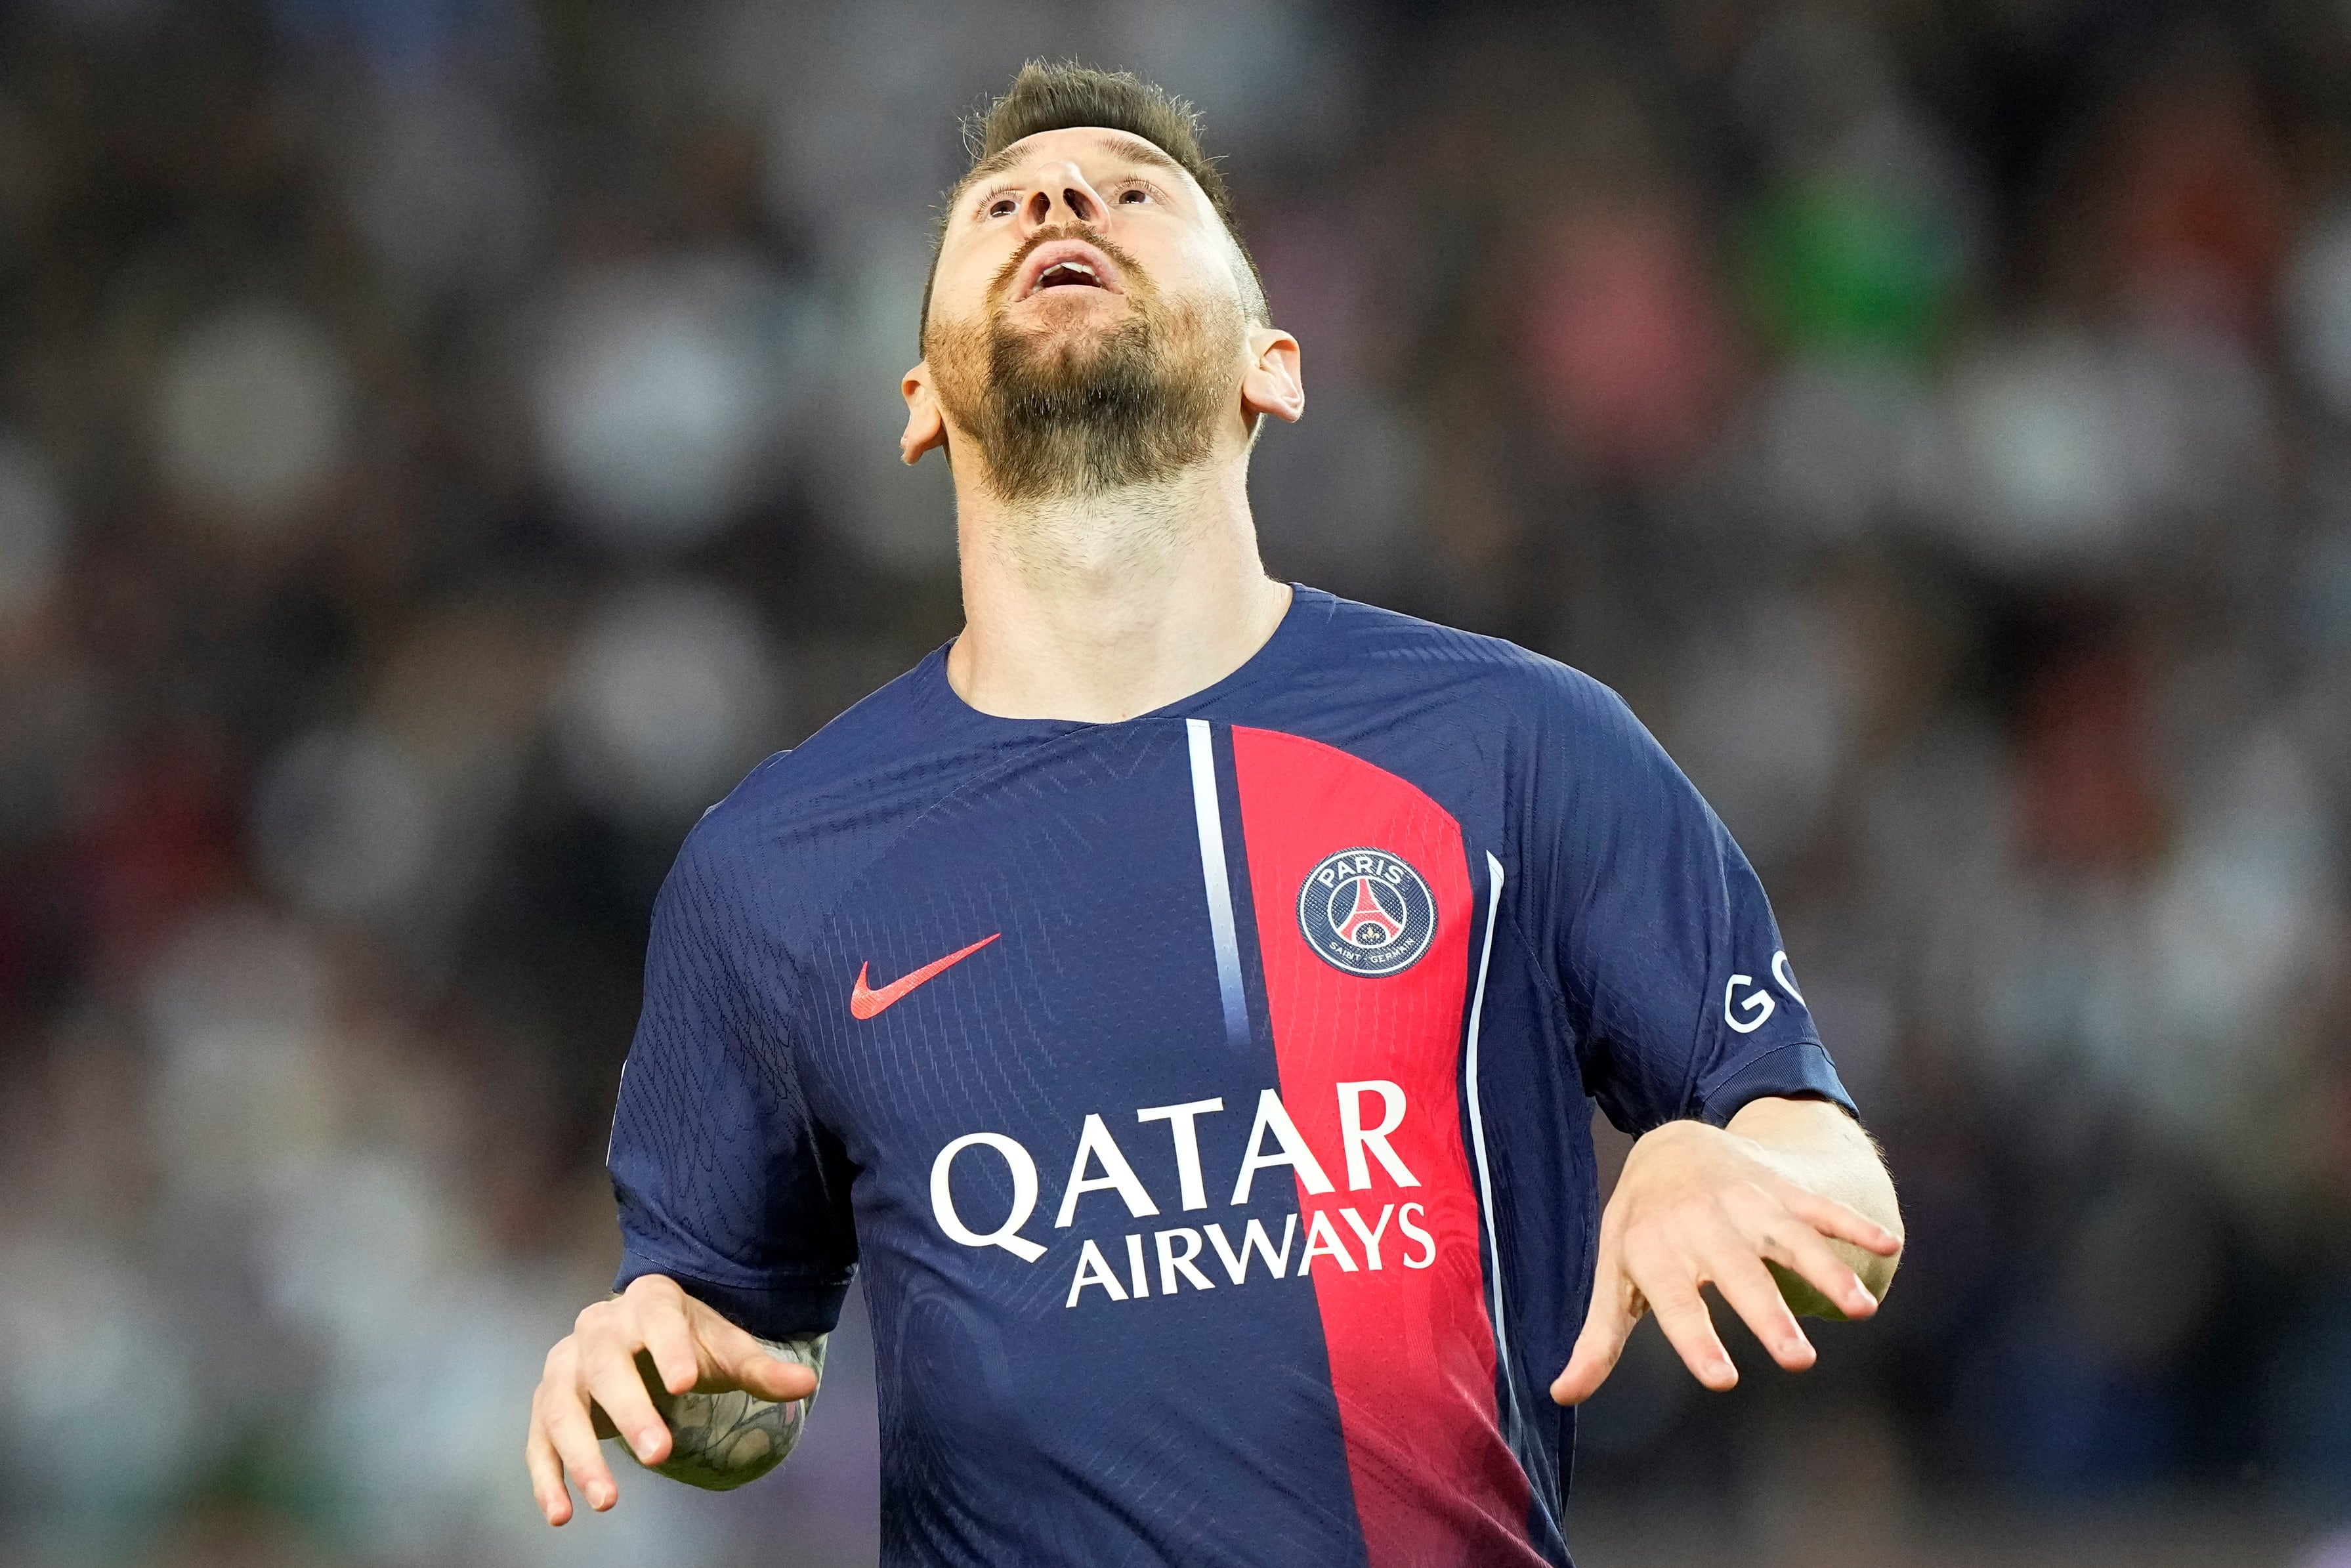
[1334,876,1407,946]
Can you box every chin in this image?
[1007,292,1129,334]
[1000,311,1135,371]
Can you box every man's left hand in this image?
[1551,1097,1903,1405]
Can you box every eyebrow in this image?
[954,132,1189,203]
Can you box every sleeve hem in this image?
[1695,1040,1856,1128]
[613,1258,855,1341]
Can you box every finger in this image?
[692,1307,820,1403]
[1552,1267,1638,1407]
[525,1407,574,1526]
[543,1383,619,1512]
[1705,1245,1815,1372]
[637,1294,702,1397]
[1758,1214,1880,1320]
[1721,1183,1883,1319]
[1640,1269,1737,1391]
[1773,1184,1901,1256]
[579,1332,673,1468]
[618,1276,701,1394]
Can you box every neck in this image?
[946,457,1290,722]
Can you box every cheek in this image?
[931,268,984,322]
[1151,231,1248,310]
[935,239,1019,313]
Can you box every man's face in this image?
[927,126,1252,360]
[912,127,1258,502]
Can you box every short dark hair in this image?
[920,61,1267,345]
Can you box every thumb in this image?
[1552,1273,1638,1407]
[698,1314,819,1403]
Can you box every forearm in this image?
[1723,1095,1903,1311]
[635,1332,828,1491]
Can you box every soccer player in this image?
[525,60,1903,1567]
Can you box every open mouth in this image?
[1015,240,1122,301]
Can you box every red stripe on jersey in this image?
[1230,726,1542,1568]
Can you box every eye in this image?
[1118,186,1150,205]
[986,195,1018,218]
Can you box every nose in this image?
[1020,163,1107,232]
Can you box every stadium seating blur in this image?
[0,3,2346,1564]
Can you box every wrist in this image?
[1628,1116,1738,1168]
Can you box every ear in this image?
[1239,327,1304,427]
[900,360,948,465]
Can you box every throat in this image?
[948,494,1288,725]
[988,477,1203,581]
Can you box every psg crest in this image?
[1298,847,1437,977]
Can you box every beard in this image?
[925,234,1244,505]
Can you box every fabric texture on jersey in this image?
[608,586,1853,1568]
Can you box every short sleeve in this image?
[1538,682,1854,1136]
[608,826,858,1339]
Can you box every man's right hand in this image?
[526,1273,820,1525]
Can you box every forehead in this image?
[956,127,1202,202]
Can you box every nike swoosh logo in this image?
[849,933,1000,1019]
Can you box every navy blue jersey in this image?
[608,587,1850,1567]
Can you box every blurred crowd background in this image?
[2,0,2349,1564]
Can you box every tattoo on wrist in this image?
[645,1333,827,1491]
